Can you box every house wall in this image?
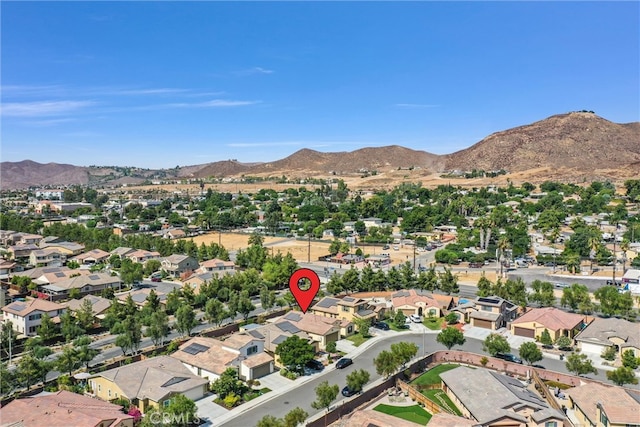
[180,362,219,383]
[90,377,127,403]
[620,344,640,358]
[567,400,593,427]
[510,322,563,340]
[3,307,66,335]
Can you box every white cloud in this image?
[23,118,77,127]
[235,67,275,76]
[1,100,95,117]
[166,99,261,108]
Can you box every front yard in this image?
[374,403,432,425]
[346,334,370,347]
[423,317,445,330]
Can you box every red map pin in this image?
[288,268,321,313]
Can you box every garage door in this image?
[251,362,272,379]
[579,342,605,355]
[513,327,535,338]
[473,319,492,329]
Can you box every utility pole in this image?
[612,223,617,285]
[308,233,311,263]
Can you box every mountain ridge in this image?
[2,112,638,189]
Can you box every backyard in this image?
[422,389,462,416]
[411,364,460,386]
[374,403,432,425]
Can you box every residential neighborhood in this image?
[0,178,639,427]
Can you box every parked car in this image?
[409,314,423,323]
[382,245,390,250]
[554,283,569,289]
[151,277,162,282]
[373,321,390,331]
[306,359,325,371]
[341,385,357,397]
[496,353,523,364]
[469,262,483,268]
[393,246,399,251]
[336,358,353,369]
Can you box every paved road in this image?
[217,332,611,427]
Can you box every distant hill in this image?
[248,145,443,175]
[2,112,638,189]
[0,160,90,189]
[444,112,640,173]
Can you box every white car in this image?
[409,314,423,323]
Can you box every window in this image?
[108,389,111,397]
[342,306,349,312]
[545,422,557,427]
[163,399,171,408]
[347,326,353,333]
[247,345,258,355]
[98,385,101,392]
[28,313,42,321]
[600,411,609,427]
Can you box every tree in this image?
[75,298,96,331]
[211,368,247,399]
[205,298,229,327]
[0,321,17,360]
[56,345,80,377]
[260,286,276,311]
[393,310,406,326]
[601,346,617,361]
[555,335,572,351]
[390,342,418,368]
[113,316,142,355]
[437,327,466,350]
[622,349,640,369]
[476,274,493,297]
[237,290,256,321]
[374,349,399,378]
[561,284,591,312]
[483,333,510,356]
[73,335,99,369]
[346,369,370,393]
[354,317,371,337]
[275,335,315,374]
[257,415,284,427]
[284,407,309,427]
[540,329,553,346]
[0,362,15,394]
[175,304,197,337]
[444,312,458,325]
[607,366,639,386]
[529,280,556,307]
[311,380,339,423]
[565,353,597,376]
[60,309,84,342]
[17,354,49,389]
[164,394,198,426]
[326,341,337,354]
[145,310,170,346]
[37,313,58,341]
[518,342,542,365]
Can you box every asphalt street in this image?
[217,332,613,427]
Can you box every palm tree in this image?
[547,227,561,273]
[497,236,510,278]
[565,253,581,274]
[588,235,600,274]
[621,239,630,274]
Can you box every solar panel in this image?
[89,275,99,280]
[10,303,26,311]
[276,321,300,334]
[182,343,209,355]
[55,272,65,278]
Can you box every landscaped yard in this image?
[423,317,445,330]
[347,334,370,346]
[422,389,462,416]
[411,364,460,386]
[374,403,432,425]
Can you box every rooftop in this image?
[511,307,586,331]
[567,382,640,425]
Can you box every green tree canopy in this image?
[275,335,315,374]
[483,333,511,356]
[437,327,466,350]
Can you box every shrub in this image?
[601,346,617,361]
[480,356,489,367]
[223,392,241,408]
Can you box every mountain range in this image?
[2,112,639,190]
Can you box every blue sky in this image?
[2,2,638,169]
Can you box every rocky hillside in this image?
[444,112,640,173]
[249,145,443,175]
[0,160,90,189]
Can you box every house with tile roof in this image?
[0,258,20,279]
[567,382,640,427]
[116,288,167,308]
[161,254,198,277]
[171,335,273,382]
[40,272,122,301]
[440,366,565,427]
[72,248,111,265]
[125,249,161,264]
[39,241,85,256]
[0,390,134,427]
[88,355,208,414]
[574,317,640,358]
[8,244,41,260]
[341,409,426,427]
[309,295,378,331]
[2,298,66,336]
[29,248,67,267]
[198,258,235,274]
[63,294,112,319]
[110,247,136,259]
[468,295,519,330]
[510,307,589,340]
[271,311,346,350]
[245,320,313,355]
[391,289,443,318]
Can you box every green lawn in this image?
[423,318,445,330]
[374,404,432,425]
[411,364,460,386]
[422,389,462,416]
[347,334,370,346]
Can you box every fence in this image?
[396,379,443,415]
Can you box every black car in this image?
[335,358,353,369]
[382,245,390,250]
[306,359,324,371]
[341,385,357,397]
[373,321,390,331]
[496,353,523,364]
